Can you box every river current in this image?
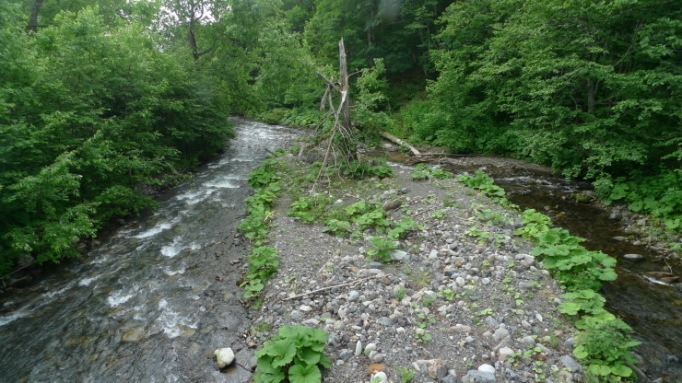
[0,119,297,383]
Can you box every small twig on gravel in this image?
[453,215,478,223]
[281,276,380,301]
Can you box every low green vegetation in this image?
[518,212,639,382]
[238,158,285,299]
[397,366,416,383]
[460,172,639,382]
[254,325,331,383]
[410,164,450,181]
[341,160,394,180]
[600,171,681,236]
[284,166,423,265]
[367,236,398,263]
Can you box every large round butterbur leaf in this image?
[267,340,297,368]
[288,363,321,383]
[296,347,321,366]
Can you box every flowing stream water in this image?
[0,119,298,383]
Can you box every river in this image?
[0,119,297,383]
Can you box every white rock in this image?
[478,363,496,374]
[498,347,514,361]
[355,340,363,356]
[370,371,388,383]
[214,348,235,369]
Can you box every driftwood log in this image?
[380,131,421,156]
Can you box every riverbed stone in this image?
[214,348,235,369]
[498,347,514,361]
[371,371,388,383]
[463,370,496,383]
[242,159,649,383]
[560,355,582,373]
[623,253,644,261]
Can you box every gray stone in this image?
[493,327,509,342]
[377,316,395,326]
[290,310,303,321]
[391,250,409,261]
[623,253,644,261]
[368,262,384,269]
[560,355,582,373]
[355,340,363,356]
[442,373,461,383]
[235,348,256,370]
[518,280,533,290]
[462,370,496,383]
[452,324,472,333]
[371,353,386,363]
[484,316,499,328]
[519,336,536,345]
[498,347,514,361]
[564,337,575,349]
[440,370,461,383]
[348,290,360,301]
[371,371,389,383]
[477,364,495,374]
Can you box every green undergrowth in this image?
[410,163,450,181]
[289,194,422,263]
[254,325,331,383]
[457,172,639,383]
[455,171,513,209]
[238,155,285,300]
[597,170,681,252]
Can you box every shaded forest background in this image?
[1,0,679,276]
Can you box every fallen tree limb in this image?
[282,275,380,301]
[380,131,421,156]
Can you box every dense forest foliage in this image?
[1,0,679,277]
[0,0,318,276]
[284,0,682,235]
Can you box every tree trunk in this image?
[587,79,598,115]
[339,38,351,131]
[26,0,44,33]
[380,132,421,156]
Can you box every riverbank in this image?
[244,155,586,383]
